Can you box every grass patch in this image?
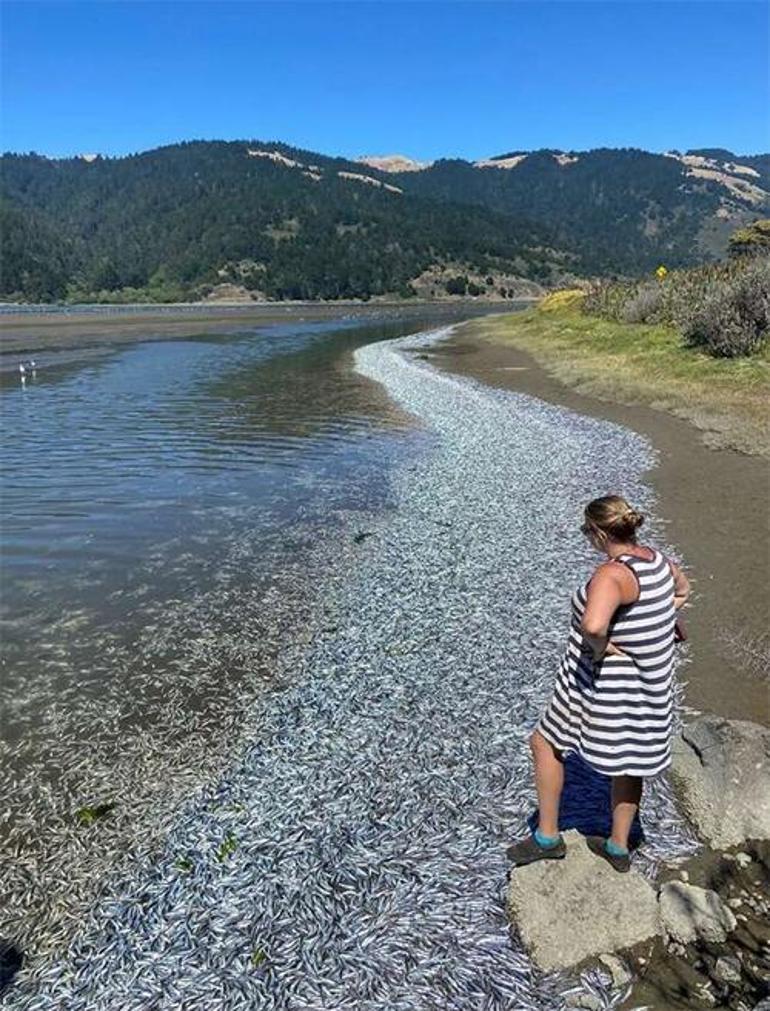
[74,801,117,827]
[460,308,770,457]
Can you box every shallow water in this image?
[3,317,401,577]
[0,304,510,960]
[1,307,498,739]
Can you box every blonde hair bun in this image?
[625,507,645,530]
[585,495,645,542]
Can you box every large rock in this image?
[506,830,661,970]
[670,715,770,848]
[659,881,737,944]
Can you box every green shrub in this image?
[445,275,468,296]
[728,219,770,259]
[620,284,663,323]
[582,280,633,321]
[583,256,770,357]
[682,258,770,357]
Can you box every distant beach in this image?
[0,302,415,355]
[0,300,539,356]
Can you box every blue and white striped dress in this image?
[537,547,676,778]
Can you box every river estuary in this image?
[1,304,694,1009]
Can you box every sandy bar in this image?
[0,300,536,355]
[0,302,393,354]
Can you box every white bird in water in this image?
[18,360,38,382]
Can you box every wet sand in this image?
[428,324,769,726]
[0,301,534,356]
[0,303,399,354]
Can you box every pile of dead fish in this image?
[7,326,698,1010]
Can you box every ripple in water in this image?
[0,304,504,965]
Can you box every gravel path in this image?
[7,326,697,1010]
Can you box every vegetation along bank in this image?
[461,238,770,458]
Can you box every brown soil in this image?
[426,330,769,726]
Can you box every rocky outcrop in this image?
[659,881,737,944]
[506,832,769,1006]
[670,715,770,848]
[506,714,769,1001]
[506,831,661,970]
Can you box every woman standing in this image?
[507,495,690,873]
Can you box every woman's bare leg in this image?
[530,730,564,837]
[610,775,642,849]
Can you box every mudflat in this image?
[0,302,422,355]
[428,324,769,726]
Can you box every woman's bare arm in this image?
[667,558,691,611]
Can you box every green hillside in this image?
[2,140,768,303]
[372,147,770,274]
[0,142,566,303]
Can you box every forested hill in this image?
[361,147,770,274]
[2,140,768,303]
[0,142,566,303]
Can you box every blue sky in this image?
[2,1,767,160]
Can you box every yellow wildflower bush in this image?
[538,289,586,312]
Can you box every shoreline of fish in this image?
[5,323,698,1010]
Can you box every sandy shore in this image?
[427,322,769,726]
[0,301,537,356]
[0,303,392,354]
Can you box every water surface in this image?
[0,303,514,954]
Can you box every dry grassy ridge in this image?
[459,306,770,457]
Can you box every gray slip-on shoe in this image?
[506,833,566,867]
[586,835,631,873]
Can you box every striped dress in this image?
[537,547,676,778]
